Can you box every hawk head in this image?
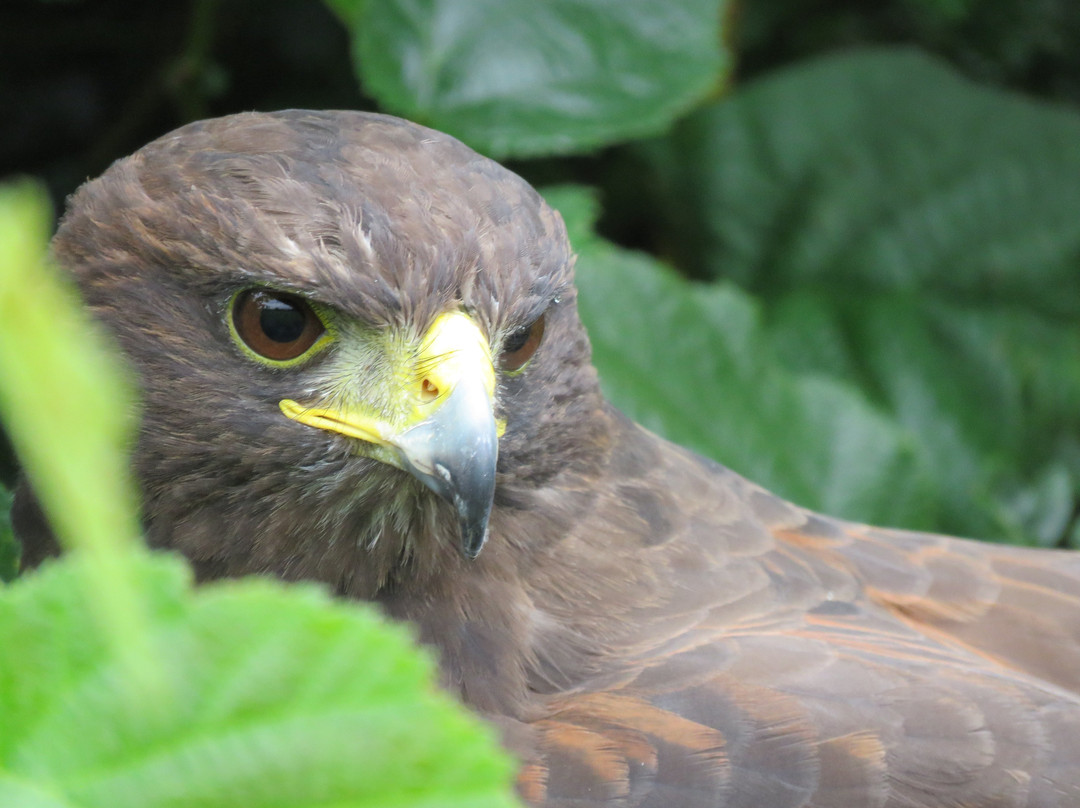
[50,110,608,596]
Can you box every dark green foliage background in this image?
[3,2,1079,546]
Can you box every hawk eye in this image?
[499,314,545,374]
[231,289,327,363]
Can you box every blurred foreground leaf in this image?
[328,0,729,157]
[0,180,156,685]
[0,553,518,808]
[0,181,140,555]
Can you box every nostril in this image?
[420,378,440,402]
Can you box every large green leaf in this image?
[548,185,936,528]
[636,49,1080,543]
[765,290,1080,542]
[644,48,1080,306]
[0,553,519,808]
[327,0,729,157]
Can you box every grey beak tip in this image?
[392,379,498,563]
[462,527,488,560]
[455,488,492,560]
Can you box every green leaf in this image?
[768,292,1080,540]
[0,182,140,554]
[0,553,520,808]
[0,180,158,680]
[545,185,936,528]
[636,49,1080,542]
[645,48,1080,310]
[327,0,729,157]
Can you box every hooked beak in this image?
[391,372,497,559]
[279,311,500,559]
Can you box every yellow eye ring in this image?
[228,288,334,367]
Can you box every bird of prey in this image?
[17,109,1080,807]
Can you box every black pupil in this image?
[504,326,531,354]
[259,297,306,343]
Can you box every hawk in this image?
[17,110,1080,807]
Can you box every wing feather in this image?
[522,426,1080,806]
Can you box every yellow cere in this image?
[280,310,506,444]
[417,311,497,403]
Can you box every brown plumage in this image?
[16,109,1080,807]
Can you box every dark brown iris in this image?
[232,289,325,361]
[499,314,545,372]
